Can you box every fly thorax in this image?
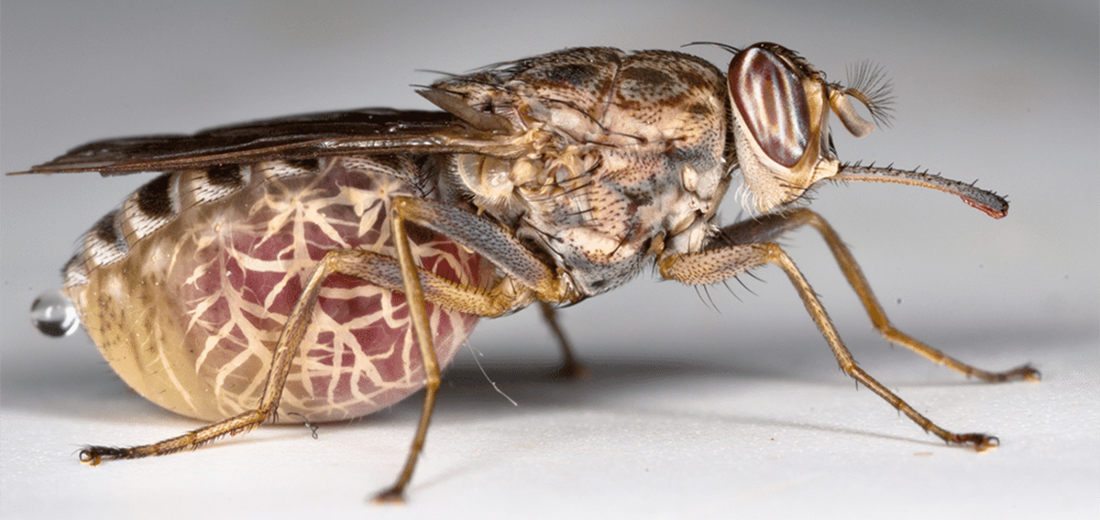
[663,162,732,256]
[455,154,519,217]
[453,143,601,224]
[434,47,731,295]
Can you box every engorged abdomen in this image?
[64,157,488,422]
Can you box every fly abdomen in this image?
[62,157,489,422]
[65,163,249,288]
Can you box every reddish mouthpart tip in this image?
[963,198,1008,219]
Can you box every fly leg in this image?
[373,196,570,503]
[80,195,570,505]
[658,210,1020,451]
[370,195,447,505]
[720,208,1038,382]
[76,241,533,468]
[332,234,583,379]
[540,301,587,379]
[78,239,364,466]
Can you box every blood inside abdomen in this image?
[67,158,487,422]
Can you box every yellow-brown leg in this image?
[797,210,1037,382]
[762,244,998,450]
[77,243,530,463]
[370,197,445,504]
[370,195,571,503]
[659,213,1031,450]
[80,244,347,464]
[82,194,569,504]
[719,208,1038,382]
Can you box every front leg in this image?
[718,209,1037,382]
[658,212,1008,451]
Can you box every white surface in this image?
[2,1,1097,518]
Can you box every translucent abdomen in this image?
[63,157,488,422]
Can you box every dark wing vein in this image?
[11,108,485,176]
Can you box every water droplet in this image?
[30,289,80,337]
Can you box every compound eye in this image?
[729,45,811,168]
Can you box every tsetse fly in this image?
[13,43,1038,503]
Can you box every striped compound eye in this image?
[728,43,885,213]
[729,44,813,169]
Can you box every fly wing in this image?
[12,108,496,176]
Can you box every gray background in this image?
[2,0,1096,518]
